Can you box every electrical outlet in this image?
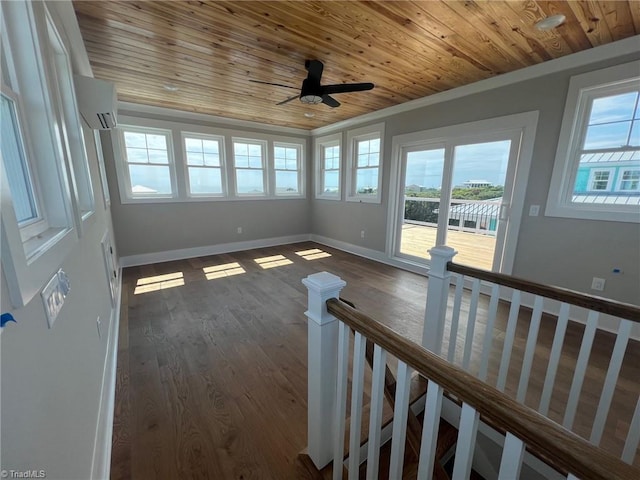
[360,230,365,239]
[237,227,242,234]
[41,269,69,328]
[591,277,605,291]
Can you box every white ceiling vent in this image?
[73,75,118,130]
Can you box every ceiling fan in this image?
[250,60,374,108]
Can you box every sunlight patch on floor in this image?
[253,254,293,269]
[203,262,246,280]
[295,248,332,260]
[134,272,184,294]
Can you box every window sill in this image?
[346,196,382,204]
[24,226,70,263]
[545,203,640,223]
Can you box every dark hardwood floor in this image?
[110,242,638,479]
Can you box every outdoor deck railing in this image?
[404,196,501,236]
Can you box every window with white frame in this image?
[0,1,78,308]
[315,133,341,199]
[273,142,302,196]
[346,123,385,203]
[183,133,225,196]
[618,169,640,191]
[44,11,94,222]
[547,61,640,223]
[233,139,266,195]
[120,126,175,198]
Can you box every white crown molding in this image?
[118,101,311,137]
[311,35,640,137]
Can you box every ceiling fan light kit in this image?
[250,59,374,108]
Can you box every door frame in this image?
[386,111,539,274]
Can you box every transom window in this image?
[547,61,640,223]
[183,133,224,196]
[274,143,301,195]
[121,127,175,197]
[233,140,266,195]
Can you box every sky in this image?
[404,140,511,189]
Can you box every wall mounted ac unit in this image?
[73,75,118,130]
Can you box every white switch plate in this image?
[529,205,540,216]
[41,269,69,328]
[591,277,606,291]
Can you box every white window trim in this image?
[181,131,227,198]
[93,130,110,208]
[272,141,304,197]
[546,60,640,223]
[43,8,95,230]
[115,124,178,203]
[112,115,307,203]
[617,168,640,192]
[587,168,615,192]
[346,122,385,203]
[1,1,77,308]
[232,137,268,197]
[314,132,342,200]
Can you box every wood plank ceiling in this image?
[73,1,640,130]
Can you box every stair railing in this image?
[424,246,640,462]
[302,271,639,479]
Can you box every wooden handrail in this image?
[447,262,640,323]
[326,298,640,480]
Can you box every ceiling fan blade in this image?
[322,83,374,94]
[321,95,340,108]
[249,79,299,90]
[305,60,324,82]
[276,95,299,106]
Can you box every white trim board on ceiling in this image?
[118,35,639,138]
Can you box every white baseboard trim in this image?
[91,269,123,480]
[119,234,312,267]
[310,234,430,277]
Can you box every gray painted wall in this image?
[311,52,640,305]
[1,127,116,479]
[101,114,312,258]
[0,4,117,478]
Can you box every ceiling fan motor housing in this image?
[300,78,323,104]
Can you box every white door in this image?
[390,118,535,273]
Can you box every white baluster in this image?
[563,310,599,430]
[622,395,640,464]
[366,345,387,480]
[516,295,544,403]
[452,403,480,480]
[498,433,525,479]
[590,319,632,446]
[303,272,346,469]
[389,361,412,479]
[424,245,457,354]
[462,278,481,371]
[417,380,444,480]
[348,332,367,479]
[539,302,570,416]
[497,289,521,391]
[333,322,350,480]
[478,283,500,381]
[447,275,465,363]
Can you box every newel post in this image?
[423,246,457,354]
[302,271,347,469]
